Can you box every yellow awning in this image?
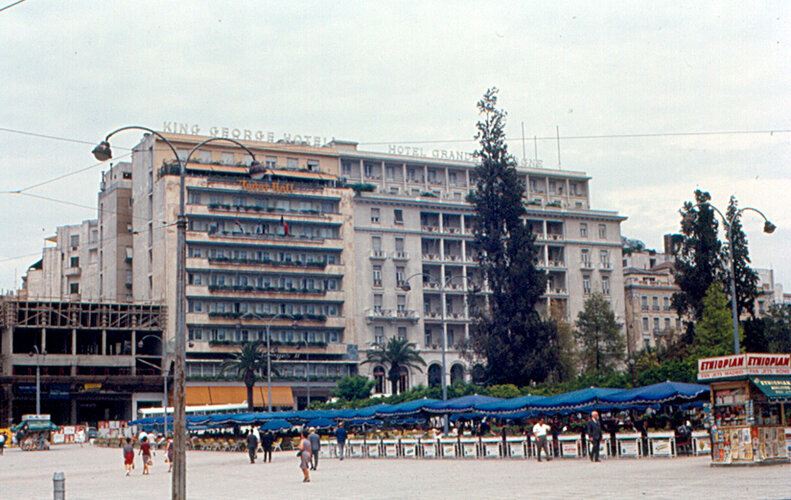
[186,385,294,408]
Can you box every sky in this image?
[0,1,789,293]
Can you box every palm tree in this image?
[364,337,426,394]
[220,342,265,411]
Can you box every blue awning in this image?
[598,382,709,408]
[529,387,625,413]
[424,395,503,414]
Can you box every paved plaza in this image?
[0,445,790,499]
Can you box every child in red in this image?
[139,436,152,475]
[122,438,134,476]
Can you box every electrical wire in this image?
[0,0,26,14]
[2,152,132,194]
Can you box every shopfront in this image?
[698,353,790,465]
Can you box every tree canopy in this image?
[693,283,739,357]
[574,293,625,376]
[467,87,555,385]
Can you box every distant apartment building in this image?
[22,219,100,301]
[97,162,134,302]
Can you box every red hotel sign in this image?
[698,353,791,380]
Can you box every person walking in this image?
[334,422,348,461]
[122,438,135,476]
[586,411,603,462]
[532,417,552,462]
[308,427,321,470]
[298,431,312,483]
[166,438,174,472]
[0,430,6,455]
[246,431,259,464]
[260,430,274,463]
[139,436,152,474]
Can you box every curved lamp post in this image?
[687,202,775,354]
[399,272,480,434]
[94,126,260,500]
[137,334,169,437]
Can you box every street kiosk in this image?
[698,353,790,465]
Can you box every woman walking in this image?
[298,430,312,483]
[139,436,152,475]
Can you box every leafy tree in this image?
[672,190,725,325]
[549,301,577,382]
[467,87,553,385]
[363,337,426,395]
[332,375,375,401]
[765,304,791,353]
[574,293,625,376]
[220,342,265,411]
[725,196,760,318]
[693,283,740,357]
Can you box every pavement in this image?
[0,445,790,499]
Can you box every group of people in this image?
[122,432,173,476]
[531,411,603,462]
[244,429,275,464]
[296,422,348,483]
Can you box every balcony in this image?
[445,254,462,262]
[546,233,563,241]
[600,261,612,270]
[548,260,566,268]
[392,251,409,260]
[422,226,438,233]
[422,254,441,261]
[369,250,386,260]
[65,267,81,277]
[424,311,442,319]
[445,227,461,234]
[580,260,593,270]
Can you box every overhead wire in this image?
[0,0,26,14]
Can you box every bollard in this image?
[53,472,65,500]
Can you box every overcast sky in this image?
[1,1,789,293]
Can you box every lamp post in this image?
[29,345,46,415]
[240,312,296,413]
[94,127,260,500]
[138,334,169,437]
[687,202,776,354]
[297,338,311,409]
[399,272,479,434]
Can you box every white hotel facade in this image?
[21,131,627,405]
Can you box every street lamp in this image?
[296,338,311,409]
[137,334,169,437]
[239,312,297,413]
[28,345,46,415]
[399,272,480,434]
[686,202,776,354]
[94,126,260,500]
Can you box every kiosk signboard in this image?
[698,354,791,381]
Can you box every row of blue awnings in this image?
[130,381,709,430]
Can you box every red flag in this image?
[280,215,290,236]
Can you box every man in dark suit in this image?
[586,411,603,462]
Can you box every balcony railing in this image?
[392,251,409,260]
[370,250,386,260]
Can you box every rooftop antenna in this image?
[534,136,538,164]
[556,125,561,170]
[521,122,527,167]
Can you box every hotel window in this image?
[581,248,591,266]
[199,150,211,163]
[580,223,588,238]
[396,266,405,287]
[373,294,383,312]
[342,161,352,177]
[598,224,607,239]
[395,237,405,252]
[364,163,374,178]
[371,235,382,252]
[265,156,277,168]
[286,157,298,168]
[385,166,395,180]
[373,265,382,287]
[600,250,609,267]
[307,159,319,171]
[374,326,384,345]
[582,274,591,294]
[221,152,234,165]
[448,172,457,185]
[397,295,406,312]
[601,275,610,295]
[394,209,404,224]
[370,207,380,224]
[397,326,407,340]
[642,317,649,331]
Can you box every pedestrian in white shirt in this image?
[532,417,552,462]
